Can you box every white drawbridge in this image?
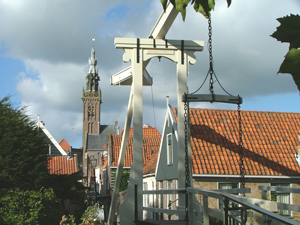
[107,3,203,225]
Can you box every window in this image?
[219,183,238,190]
[271,183,291,216]
[218,183,238,209]
[167,134,173,165]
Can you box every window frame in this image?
[270,183,291,217]
[218,182,238,209]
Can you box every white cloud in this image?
[1,0,300,147]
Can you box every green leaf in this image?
[169,0,191,21]
[227,0,231,7]
[160,0,168,11]
[159,0,230,20]
[278,48,300,91]
[193,0,215,18]
[271,14,300,49]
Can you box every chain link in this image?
[184,101,190,189]
[184,98,190,224]
[238,101,245,194]
[208,18,214,95]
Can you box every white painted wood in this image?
[115,38,204,52]
[118,47,144,224]
[110,66,152,86]
[107,90,133,225]
[149,2,178,39]
[36,119,67,156]
[176,49,192,216]
[259,185,300,194]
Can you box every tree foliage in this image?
[0,96,49,190]
[160,0,231,20]
[0,188,62,225]
[44,171,87,221]
[271,14,300,91]
[0,96,87,223]
[112,169,130,192]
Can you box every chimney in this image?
[115,121,119,135]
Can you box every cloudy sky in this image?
[1,0,300,148]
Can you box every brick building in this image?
[143,104,300,221]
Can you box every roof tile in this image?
[112,127,161,168]
[176,108,300,176]
[48,156,77,175]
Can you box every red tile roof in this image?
[48,156,77,175]
[120,127,161,136]
[112,135,161,167]
[59,138,70,152]
[112,127,161,167]
[143,149,159,175]
[173,108,300,176]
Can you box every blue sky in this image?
[1,0,300,148]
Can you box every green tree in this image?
[160,0,231,20]
[112,169,130,192]
[44,172,87,221]
[0,188,62,225]
[0,96,49,190]
[271,14,300,91]
[0,96,86,224]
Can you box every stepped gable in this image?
[173,107,300,176]
[48,156,77,175]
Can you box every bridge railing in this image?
[141,187,300,225]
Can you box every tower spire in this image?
[86,43,100,92]
[89,45,97,74]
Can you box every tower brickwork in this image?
[82,45,101,185]
[82,46,101,149]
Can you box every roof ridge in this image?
[188,107,300,114]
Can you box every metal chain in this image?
[184,97,190,224]
[184,100,190,189]
[238,101,245,193]
[208,18,214,95]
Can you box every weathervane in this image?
[90,31,96,46]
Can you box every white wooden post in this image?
[107,90,133,225]
[177,42,194,221]
[111,38,203,225]
[118,45,144,224]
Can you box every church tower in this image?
[82,45,101,149]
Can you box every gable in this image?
[36,119,67,156]
[59,138,70,152]
[155,104,178,180]
[86,125,118,151]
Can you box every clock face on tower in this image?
[88,106,95,116]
